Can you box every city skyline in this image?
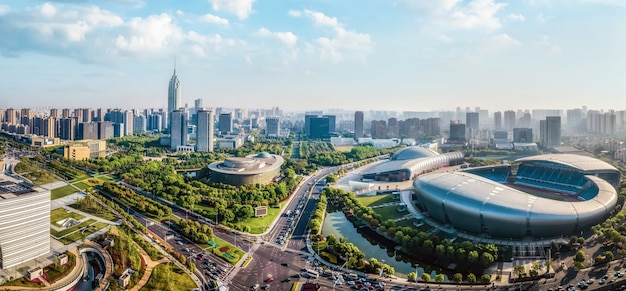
[0,1,625,111]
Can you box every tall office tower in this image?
[354,111,364,139]
[503,110,516,131]
[170,109,188,150]
[324,115,336,133]
[310,117,331,139]
[494,111,502,130]
[20,108,34,132]
[265,117,280,136]
[49,108,60,119]
[194,99,203,110]
[106,109,133,136]
[76,122,98,140]
[0,109,4,123]
[5,108,17,125]
[73,108,83,122]
[97,121,114,139]
[196,109,215,152]
[513,128,533,143]
[449,121,466,142]
[540,116,561,148]
[33,117,55,138]
[95,108,106,122]
[59,118,76,140]
[82,108,93,122]
[519,112,531,128]
[465,112,479,130]
[147,113,163,132]
[133,115,147,133]
[218,112,233,134]
[167,66,182,128]
[61,108,71,118]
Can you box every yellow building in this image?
[63,140,107,160]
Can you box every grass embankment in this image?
[356,194,396,207]
[140,263,196,291]
[50,208,85,225]
[196,200,287,234]
[51,185,78,200]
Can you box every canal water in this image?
[322,211,447,279]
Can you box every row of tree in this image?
[178,219,214,243]
[101,182,172,218]
[308,192,327,234]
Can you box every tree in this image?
[453,273,463,282]
[468,250,479,262]
[407,272,417,282]
[467,273,476,283]
[514,265,525,278]
[481,252,495,266]
[421,273,431,282]
[480,274,491,283]
[435,274,445,282]
[605,250,615,262]
[574,250,586,263]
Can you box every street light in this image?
[415,264,419,283]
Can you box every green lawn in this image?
[50,208,85,226]
[71,181,91,190]
[356,194,396,207]
[58,222,108,245]
[51,185,78,200]
[232,201,286,234]
[69,203,118,222]
[141,263,196,291]
[371,205,405,221]
[50,219,96,238]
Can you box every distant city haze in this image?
[0,1,624,111]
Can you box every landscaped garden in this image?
[51,185,78,200]
[50,208,85,226]
[141,263,196,291]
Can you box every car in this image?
[599,278,606,284]
[281,262,289,267]
[292,274,301,278]
[177,241,183,245]
[620,273,624,278]
[262,284,271,290]
[587,279,594,284]
[266,277,274,283]
[251,284,260,290]
[281,278,291,283]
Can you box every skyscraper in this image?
[170,109,188,150]
[540,116,561,148]
[196,109,215,152]
[354,111,364,139]
[167,65,182,129]
[265,117,280,136]
[504,110,516,131]
[494,111,502,130]
[218,112,233,134]
[465,112,479,130]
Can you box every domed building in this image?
[361,146,464,182]
[208,152,284,186]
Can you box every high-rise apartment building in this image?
[170,109,188,150]
[196,109,215,152]
[133,115,147,133]
[61,108,71,118]
[540,116,561,148]
[354,111,364,139]
[449,121,466,142]
[82,108,93,123]
[513,128,533,143]
[49,108,60,119]
[167,67,182,128]
[494,111,502,130]
[218,112,233,134]
[59,118,76,140]
[5,108,17,125]
[504,110,516,131]
[465,112,479,130]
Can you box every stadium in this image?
[208,152,284,186]
[361,147,464,182]
[413,154,620,239]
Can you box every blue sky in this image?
[0,0,624,112]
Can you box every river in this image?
[322,211,448,279]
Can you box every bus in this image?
[304,268,319,279]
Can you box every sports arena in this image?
[413,154,620,239]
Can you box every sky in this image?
[0,0,625,113]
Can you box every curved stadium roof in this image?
[390,147,439,161]
[515,153,618,172]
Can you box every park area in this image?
[50,208,111,245]
[141,263,196,291]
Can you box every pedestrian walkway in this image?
[128,241,170,291]
[83,241,113,291]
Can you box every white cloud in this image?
[256,28,297,46]
[200,13,229,26]
[581,0,626,6]
[398,0,507,31]
[0,5,9,16]
[0,3,240,61]
[507,13,526,21]
[537,35,562,55]
[537,13,555,24]
[176,10,185,16]
[287,10,301,17]
[436,34,454,43]
[291,9,373,63]
[209,0,255,20]
[483,33,522,52]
